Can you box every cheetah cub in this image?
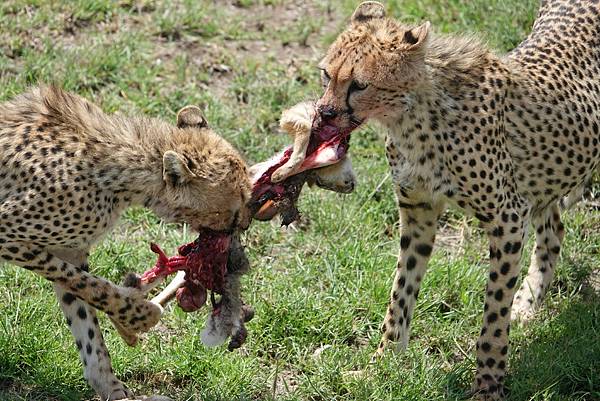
[279,1,600,399]
[0,86,251,400]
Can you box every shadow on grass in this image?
[506,291,600,401]
[443,293,599,401]
[446,275,600,401]
[0,374,86,401]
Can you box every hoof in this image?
[241,304,254,322]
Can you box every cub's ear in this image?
[351,1,386,24]
[403,21,430,51]
[163,150,196,186]
[176,105,208,129]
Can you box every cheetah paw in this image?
[109,290,163,345]
[470,376,505,401]
[511,295,536,323]
[109,317,141,346]
[103,384,133,401]
[92,374,133,400]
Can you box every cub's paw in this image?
[108,388,132,401]
[511,292,537,323]
[108,288,163,345]
[93,377,133,401]
[471,374,505,401]
[122,272,163,294]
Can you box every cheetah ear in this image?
[351,1,386,23]
[163,150,196,186]
[176,106,208,129]
[403,21,430,52]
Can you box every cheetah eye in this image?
[186,157,195,172]
[349,80,368,93]
[320,69,331,87]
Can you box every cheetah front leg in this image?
[49,249,133,400]
[375,202,443,356]
[0,244,162,344]
[55,284,135,400]
[512,204,563,322]
[473,204,529,400]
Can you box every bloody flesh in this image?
[139,113,357,308]
[250,121,353,224]
[140,228,231,312]
[132,105,357,349]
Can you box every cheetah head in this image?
[317,1,430,129]
[155,106,252,232]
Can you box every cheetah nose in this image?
[318,105,338,120]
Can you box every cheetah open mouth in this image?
[249,120,358,224]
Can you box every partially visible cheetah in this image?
[278,1,599,398]
[0,86,251,400]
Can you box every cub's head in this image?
[317,1,430,129]
[154,106,252,232]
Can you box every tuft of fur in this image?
[425,34,490,72]
[201,236,251,350]
[271,101,316,182]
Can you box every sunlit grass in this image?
[0,1,598,400]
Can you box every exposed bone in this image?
[127,99,356,349]
[130,235,254,350]
[122,267,172,296]
[151,270,186,307]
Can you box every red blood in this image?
[176,282,207,312]
[140,228,231,311]
[250,118,355,221]
[251,148,293,201]
[177,230,231,292]
[306,123,342,155]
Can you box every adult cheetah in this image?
[277,1,599,398]
[0,86,251,400]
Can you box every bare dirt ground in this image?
[149,1,344,99]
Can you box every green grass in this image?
[0,1,599,400]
